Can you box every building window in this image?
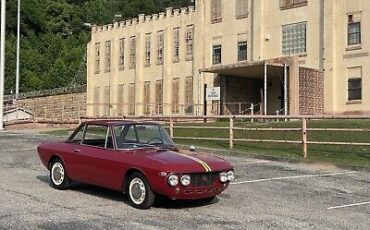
[238,42,247,61]
[348,22,361,46]
[119,38,125,70]
[143,82,151,115]
[184,77,193,114]
[282,22,307,55]
[95,42,100,74]
[104,86,110,116]
[105,41,111,73]
[129,37,136,69]
[173,28,180,63]
[172,78,180,114]
[155,80,163,115]
[280,0,308,10]
[212,45,222,65]
[157,31,164,65]
[117,84,124,116]
[348,78,362,101]
[211,0,222,23]
[94,87,100,117]
[128,83,135,115]
[236,0,248,19]
[145,34,151,67]
[185,25,194,61]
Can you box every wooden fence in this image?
[6,114,370,158]
[140,115,370,159]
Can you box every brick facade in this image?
[299,67,324,115]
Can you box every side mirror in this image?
[189,146,196,152]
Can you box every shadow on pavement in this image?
[36,174,219,209]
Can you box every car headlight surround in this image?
[227,170,235,182]
[168,174,179,187]
[220,172,228,183]
[180,174,191,186]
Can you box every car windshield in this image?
[114,124,175,149]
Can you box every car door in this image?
[73,124,126,190]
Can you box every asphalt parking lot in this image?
[0,131,369,230]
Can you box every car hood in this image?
[138,148,233,173]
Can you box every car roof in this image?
[83,119,159,126]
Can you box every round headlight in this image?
[227,171,235,182]
[180,174,191,186]
[168,174,179,187]
[220,172,228,183]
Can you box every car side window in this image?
[82,125,109,148]
[69,124,85,144]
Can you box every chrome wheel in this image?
[51,162,65,186]
[129,178,146,205]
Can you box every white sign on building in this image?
[206,87,221,101]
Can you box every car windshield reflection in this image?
[114,124,175,150]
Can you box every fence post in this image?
[229,116,234,149]
[44,105,47,119]
[276,110,279,122]
[169,117,174,138]
[77,104,81,123]
[61,104,64,121]
[33,104,36,121]
[302,117,307,158]
[251,103,254,123]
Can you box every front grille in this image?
[190,173,218,187]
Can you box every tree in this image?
[3,0,193,94]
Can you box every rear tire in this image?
[50,158,70,190]
[126,172,155,209]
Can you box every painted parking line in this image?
[327,201,370,210]
[231,160,270,166]
[231,171,356,185]
[0,148,35,152]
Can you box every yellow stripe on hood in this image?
[173,151,212,172]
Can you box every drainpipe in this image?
[319,0,325,70]
[250,0,255,61]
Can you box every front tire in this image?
[50,158,70,190]
[126,172,155,209]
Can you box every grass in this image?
[40,119,370,169]
[40,129,72,137]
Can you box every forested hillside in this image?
[3,0,194,94]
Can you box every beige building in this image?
[86,0,369,117]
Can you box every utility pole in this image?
[0,0,6,130]
[15,0,20,100]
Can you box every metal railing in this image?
[4,85,86,101]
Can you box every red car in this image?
[37,120,234,209]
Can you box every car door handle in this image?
[74,149,81,153]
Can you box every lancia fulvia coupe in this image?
[37,120,234,209]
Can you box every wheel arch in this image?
[47,154,65,170]
[122,168,150,193]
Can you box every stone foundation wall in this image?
[17,92,87,120]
